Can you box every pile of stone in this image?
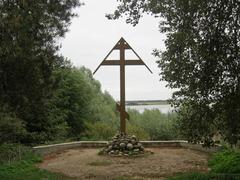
[99,133,146,156]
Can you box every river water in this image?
[126,104,174,114]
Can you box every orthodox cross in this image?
[93,37,152,134]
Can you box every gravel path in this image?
[39,147,210,180]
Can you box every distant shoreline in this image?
[126,100,169,106]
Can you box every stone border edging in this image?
[180,142,222,153]
[33,140,221,155]
[33,141,107,155]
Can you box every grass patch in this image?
[0,143,72,180]
[168,172,240,180]
[167,172,210,180]
[0,161,72,180]
[208,149,240,174]
[114,176,138,180]
[87,160,112,166]
[169,148,240,180]
[0,143,38,164]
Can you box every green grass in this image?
[87,160,112,166]
[114,177,138,180]
[168,172,240,180]
[167,172,210,180]
[168,148,240,180]
[208,149,240,174]
[0,143,72,180]
[1,144,239,180]
[0,161,71,180]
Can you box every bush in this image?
[209,149,240,174]
[0,112,26,144]
[127,109,178,140]
[85,122,117,140]
[168,149,240,180]
[126,123,150,140]
[0,144,39,165]
[0,144,69,179]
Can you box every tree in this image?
[52,66,120,140]
[0,105,26,144]
[52,67,94,138]
[127,109,178,140]
[108,0,240,146]
[0,0,81,144]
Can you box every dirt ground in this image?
[39,147,210,180]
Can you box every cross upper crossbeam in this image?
[100,60,145,66]
[93,38,152,75]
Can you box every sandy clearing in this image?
[39,147,210,180]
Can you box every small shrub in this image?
[168,149,240,180]
[209,149,240,174]
[128,109,178,140]
[0,112,26,144]
[85,122,117,140]
[0,143,40,165]
[126,124,150,140]
[0,143,70,179]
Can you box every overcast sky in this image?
[60,0,175,101]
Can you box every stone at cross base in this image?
[94,38,152,156]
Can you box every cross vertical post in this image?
[120,40,126,133]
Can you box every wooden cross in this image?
[93,37,152,134]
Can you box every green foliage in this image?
[169,149,240,180]
[56,67,119,140]
[0,144,38,165]
[167,172,210,180]
[168,172,240,180]
[52,67,94,138]
[128,109,178,140]
[0,0,81,144]
[88,89,119,124]
[84,107,177,141]
[0,163,69,180]
[126,123,150,140]
[85,121,117,141]
[109,0,240,146]
[209,149,240,174]
[175,101,216,146]
[0,144,70,180]
[0,110,26,144]
[0,57,120,144]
